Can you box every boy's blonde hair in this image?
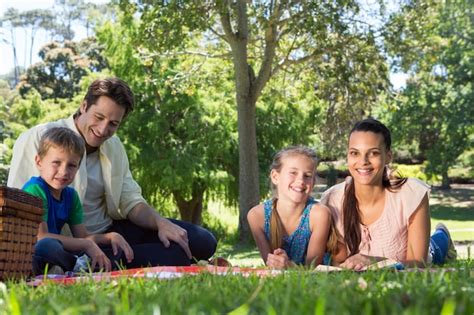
[37,127,85,160]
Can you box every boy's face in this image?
[35,145,81,199]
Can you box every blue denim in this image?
[32,238,78,275]
[429,228,449,264]
[33,238,123,274]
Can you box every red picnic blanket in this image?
[28,265,283,286]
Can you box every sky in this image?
[0,0,108,75]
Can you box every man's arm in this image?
[127,202,192,259]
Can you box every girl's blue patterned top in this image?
[263,197,315,264]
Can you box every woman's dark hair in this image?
[343,118,407,255]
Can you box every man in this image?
[8,78,217,268]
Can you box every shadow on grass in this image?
[430,185,473,221]
[430,204,474,221]
[431,187,474,203]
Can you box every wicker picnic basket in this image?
[0,186,43,280]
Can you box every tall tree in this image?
[17,38,108,100]
[20,9,56,67]
[120,0,389,239]
[53,0,87,41]
[385,0,473,188]
[1,8,22,85]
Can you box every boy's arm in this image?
[72,225,133,263]
[51,224,112,271]
[38,222,96,253]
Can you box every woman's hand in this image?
[339,253,376,271]
[266,248,292,269]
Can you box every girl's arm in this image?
[405,193,430,266]
[306,204,332,267]
[247,204,272,264]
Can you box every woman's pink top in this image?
[321,178,430,261]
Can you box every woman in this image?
[321,118,456,270]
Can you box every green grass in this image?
[0,175,472,314]
[430,186,474,242]
[1,263,473,314]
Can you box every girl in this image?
[247,146,345,269]
[321,118,456,270]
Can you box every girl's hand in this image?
[267,248,291,269]
[339,253,374,271]
[84,240,112,272]
[107,232,134,263]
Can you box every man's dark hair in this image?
[78,78,135,119]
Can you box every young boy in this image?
[22,127,133,275]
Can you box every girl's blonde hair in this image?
[268,146,341,256]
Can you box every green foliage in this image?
[17,38,108,100]
[393,163,430,182]
[96,16,237,220]
[1,89,79,167]
[117,0,394,237]
[385,0,474,188]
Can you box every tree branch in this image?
[251,1,283,102]
[273,49,322,76]
[217,0,236,44]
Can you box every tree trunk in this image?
[236,93,260,242]
[218,0,278,242]
[440,167,450,189]
[172,185,205,225]
[225,1,259,243]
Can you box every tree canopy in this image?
[118,0,390,238]
[385,0,473,188]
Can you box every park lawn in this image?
[0,262,473,314]
[0,175,471,314]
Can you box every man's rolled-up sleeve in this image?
[7,128,43,188]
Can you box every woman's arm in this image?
[405,193,430,267]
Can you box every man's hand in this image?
[84,240,112,272]
[156,217,192,259]
[106,232,134,263]
[266,248,291,269]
